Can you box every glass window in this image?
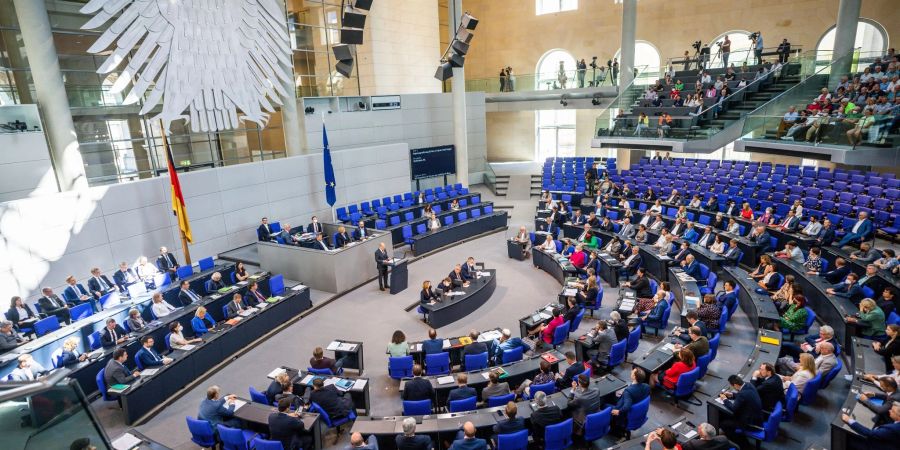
[613,41,661,84]
[708,32,754,69]
[816,20,888,61]
[536,109,576,161]
[537,0,577,15]
[536,49,577,90]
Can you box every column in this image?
[449,0,468,186]
[829,0,861,88]
[13,0,86,191]
[618,0,637,88]
[279,1,303,156]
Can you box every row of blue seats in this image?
[624,167,900,190]
[400,205,494,245]
[335,185,466,223]
[363,196,483,231]
[634,158,894,180]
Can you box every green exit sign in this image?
[179,160,191,166]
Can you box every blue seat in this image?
[643,304,670,336]
[784,307,815,341]
[737,401,782,450]
[269,274,284,296]
[526,381,556,399]
[700,271,717,295]
[471,209,481,218]
[34,316,60,336]
[388,356,414,379]
[608,339,627,370]
[336,207,349,221]
[887,311,900,326]
[176,265,194,279]
[799,372,822,405]
[308,367,337,375]
[697,353,712,378]
[585,284,604,316]
[662,366,700,406]
[309,400,357,431]
[550,321,570,348]
[96,368,113,401]
[361,201,373,215]
[569,309,585,335]
[217,424,257,450]
[501,346,524,364]
[487,393,516,407]
[458,211,468,221]
[583,406,612,442]
[544,418,573,450]
[822,357,843,389]
[89,330,103,350]
[443,216,454,226]
[198,257,214,272]
[249,386,270,405]
[425,352,450,375]
[70,302,93,321]
[164,333,172,351]
[464,352,489,370]
[449,395,477,412]
[415,223,426,235]
[186,417,217,448]
[626,325,641,355]
[709,333,720,360]
[625,396,650,439]
[496,429,529,450]
[402,225,414,246]
[250,437,285,450]
[402,399,432,415]
[783,383,799,422]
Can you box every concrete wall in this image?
[0,131,57,202]
[486,110,535,162]
[0,143,411,303]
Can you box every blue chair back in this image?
[34,316,60,336]
[89,331,103,350]
[217,424,252,450]
[186,417,216,448]
[425,352,450,375]
[673,366,700,398]
[608,339,627,368]
[528,381,556,398]
[487,393,516,407]
[269,274,284,296]
[388,355,414,379]
[249,386,270,405]
[164,333,172,351]
[70,303,93,321]
[783,383,799,422]
[51,348,64,368]
[709,333,720,360]
[551,321,570,348]
[626,396,650,432]
[697,353,712,378]
[544,418,573,450]
[570,309,585,333]
[626,326,641,354]
[648,278,658,296]
[176,265,194,279]
[250,437,285,450]
[799,372,822,405]
[464,352,489,370]
[198,257,214,272]
[402,399,432,415]
[497,429,529,450]
[822,357,843,389]
[449,395,477,412]
[96,368,112,401]
[861,286,875,300]
[888,311,900,326]
[501,346,524,364]
[583,406,612,442]
[758,402,783,442]
[307,367,335,375]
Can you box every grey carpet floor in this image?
[504,175,536,201]
[93,185,850,450]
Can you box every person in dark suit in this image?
[198,385,240,428]
[622,268,653,298]
[719,375,763,449]
[100,318,128,347]
[6,296,37,332]
[752,225,772,252]
[460,257,478,280]
[62,275,91,306]
[775,210,800,232]
[609,368,651,429]
[177,280,203,307]
[676,311,708,343]
[313,233,331,251]
[463,330,489,366]
[826,273,862,303]
[266,372,291,405]
[859,378,900,426]
[722,240,741,265]
[112,262,139,296]
[307,216,323,234]
[680,423,738,450]
[334,226,352,248]
[353,220,370,241]
[681,255,703,280]
[58,337,88,366]
[375,242,391,291]
[449,265,468,287]
[225,293,249,318]
[396,417,433,450]
[673,242,691,264]
[556,351,584,389]
[244,281,266,307]
[447,373,477,403]
[37,287,72,324]
[718,281,738,315]
[619,246,642,278]
[421,328,443,355]
[821,257,852,284]
[492,401,526,445]
[156,246,179,280]
[420,281,439,306]
[268,397,313,450]
[257,217,274,241]
[401,364,434,402]
[529,390,564,443]
[750,363,785,411]
[104,348,138,392]
[816,219,836,247]
[309,377,353,420]
[135,336,172,368]
[449,421,487,450]
[840,401,900,449]
[204,272,226,294]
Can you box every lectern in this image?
[389,259,408,294]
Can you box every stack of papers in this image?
[291,284,307,291]
[232,399,247,410]
[442,339,452,349]
[352,379,367,389]
[111,433,143,450]
[662,343,677,353]
[327,341,357,352]
[268,367,287,379]
[140,368,159,376]
[437,376,455,385]
[478,330,503,342]
[239,309,255,317]
[620,299,636,310]
[477,271,491,277]
[174,344,197,351]
[562,288,577,297]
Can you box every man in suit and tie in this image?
[586,211,600,227]
[752,225,772,252]
[556,351,585,389]
[353,220,369,241]
[840,401,900,448]
[620,246,642,278]
[310,377,354,420]
[313,233,331,251]
[676,311,708,343]
[669,242,689,264]
[274,223,299,245]
[723,239,741,265]
[244,281,266,307]
[257,217,274,241]
[723,200,737,216]
[37,287,72,324]
[492,402,526,445]
[610,368,651,431]
[307,216,324,235]
[135,336,172,368]
[570,209,586,226]
[225,293,249,318]
[178,280,203,307]
[396,417,434,450]
[670,218,686,236]
[719,375,763,449]
[618,218,636,239]
[87,267,116,301]
[104,348,139,396]
[448,421,487,450]
[826,272,863,303]
[542,215,561,237]
[63,275,93,309]
[816,218,836,247]
[460,257,478,281]
[375,242,391,291]
[157,246,180,280]
[837,211,873,247]
[530,391,564,444]
[680,423,738,450]
[683,222,700,243]
[449,264,469,287]
[822,257,852,284]
[718,281,739,314]
[697,226,715,248]
[198,385,241,428]
[100,318,128,347]
[113,262,139,297]
[269,397,314,450]
[401,364,434,401]
[775,210,800,232]
[750,363,785,411]
[447,373,477,403]
[666,189,682,205]
[681,255,703,280]
[10,354,47,381]
[463,329,489,359]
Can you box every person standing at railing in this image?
[612,58,619,86]
[721,35,731,67]
[777,39,792,64]
[634,113,649,136]
[557,61,568,89]
[753,31,764,65]
[577,59,587,88]
[499,68,507,93]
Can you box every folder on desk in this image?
[540,352,559,363]
[217,286,233,294]
[335,379,355,391]
[226,318,241,326]
[266,296,282,303]
[458,337,473,345]
[759,335,780,346]
[108,384,130,394]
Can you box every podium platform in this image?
[389,259,408,294]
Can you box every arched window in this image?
[613,41,661,84]
[707,31,754,69]
[816,19,888,61]
[536,109,575,161]
[535,49,577,90]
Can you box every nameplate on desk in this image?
[759,335,780,346]
[140,368,160,376]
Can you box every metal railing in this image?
[464,66,657,93]
[483,162,498,195]
[591,64,687,137]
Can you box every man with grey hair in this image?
[778,325,838,366]
[395,417,432,450]
[609,311,629,341]
[0,320,25,352]
[681,422,737,450]
[494,328,530,364]
[529,391,564,443]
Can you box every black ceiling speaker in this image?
[342,11,367,29]
[455,29,473,44]
[461,13,478,30]
[352,0,373,11]
[448,52,465,68]
[336,60,354,78]
[340,28,364,45]
[451,40,469,55]
[333,44,354,61]
[435,62,453,81]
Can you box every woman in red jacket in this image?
[540,308,566,345]
[652,348,696,389]
[570,243,588,269]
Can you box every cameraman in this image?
[752,32,764,64]
[721,35,731,67]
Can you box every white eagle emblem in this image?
[80,0,293,133]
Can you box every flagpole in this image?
[160,119,192,265]
[322,112,337,224]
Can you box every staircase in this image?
[705,73,807,130]
[494,175,510,196]
[530,175,543,197]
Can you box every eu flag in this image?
[323,124,337,206]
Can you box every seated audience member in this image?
[575,275,600,306]
[9,354,47,381]
[583,321,617,372]
[62,276,90,306]
[873,325,900,372]
[491,401,525,444]
[100,318,128,348]
[563,297,582,325]
[622,268,653,298]
[555,351,585,389]
[680,422,737,450]
[859,378,900,426]
[37,287,72,324]
[347,432,378,449]
[609,311,629,342]
[673,242,691,264]
[709,235,726,254]
[651,348,696,390]
[265,372,291,405]
[87,267,116,300]
[718,281,738,314]
[775,240,804,264]
[177,280,203,307]
[449,264,469,287]
[771,274,798,310]
[244,281,266,307]
[780,353,817,393]
[103,348,139,398]
[427,213,441,231]
[847,299,887,338]
[748,255,772,280]
[801,215,822,236]
[568,374,602,428]
[205,272,226,293]
[113,262,139,296]
[353,220,370,241]
[529,391,564,443]
[676,311,707,343]
[608,368,651,432]
[198,385,240,428]
[396,417,434,450]
[135,335,172,368]
[309,376,353,420]
[874,249,899,272]
[842,400,900,448]
[822,257,851,284]
[307,216,323,234]
[437,277,454,295]
[136,256,160,289]
[460,257,479,281]
[225,293,249,318]
[640,292,669,326]
[233,261,250,282]
[495,328,531,363]
[168,321,202,348]
[6,296,37,332]
[836,211,873,247]
[334,226,352,248]
[481,371,511,402]
[313,233,331,251]
[718,375,763,450]
[150,292,177,318]
[697,294,722,332]
[850,242,880,264]
[804,247,824,274]
[268,397,313,450]
[644,428,681,450]
[387,330,410,357]
[58,337,88,366]
[422,328,444,355]
[448,373,477,403]
[449,421,487,450]
[877,288,899,317]
[401,364,434,402]
[675,326,709,358]
[125,308,147,332]
[310,346,345,374]
[516,360,557,397]
[191,307,216,336]
[779,294,809,334]
[816,219,836,247]
[750,362,786,412]
[530,308,564,346]
[756,264,781,293]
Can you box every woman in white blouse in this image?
[782,353,816,393]
[168,321,202,347]
[726,218,741,235]
[428,213,441,231]
[150,292,176,318]
[649,199,663,213]
[541,235,557,253]
[709,235,726,254]
[791,199,804,219]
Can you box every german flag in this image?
[166,147,192,243]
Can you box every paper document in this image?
[352,379,368,389]
[111,433,143,450]
[174,344,196,351]
[237,281,248,286]
[563,288,577,297]
[140,368,159,376]
[659,256,672,260]
[437,376,455,385]
[477,271,491,277]
[324,378,337,387]
[268,367,287,379]
[291,284,307,291]
[684,430,698,439]
[624,291,635,298]
[478,330,503,342]
[239,309,254,317]
[232,399,247,410]
[442,339,451,349]
[335,342,356,351]
[714,397,725,405]
[662,343,677,353]
[326,341,341,351]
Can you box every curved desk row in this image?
[359,193,478,228]
[411,211,509,256]
[517,303,564,339]
[421,270,498,328]
[642,226,728,275]
[383,202,491,245]
[830,338,884,450]
[269,366,372,416]
[407,328,503,368]
[821,245,900,293]
[531,247,578,285]
[716,266,782,331]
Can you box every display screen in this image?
[410,145,456,180]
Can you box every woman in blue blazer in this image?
[191,306,216,336]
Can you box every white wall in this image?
[0,131,57,202]
[0,143,411,303]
